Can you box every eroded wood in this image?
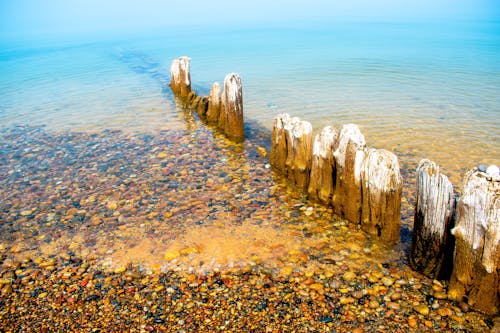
[308,126,338,204]
[169,56,191,97]
[284,117,313,191]
[361,148,402,243]
[219,73,244,143]
[332,124,366,223]
[449,168,499,315]
[408,159,456,279]
[206,82,222,124]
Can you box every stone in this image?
[414,304,430,316]
[486,164,499,177]
[342,271,356,282]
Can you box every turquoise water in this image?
[1,20,499,183]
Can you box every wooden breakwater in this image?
[170,57,244,143]
[270,114,402,244]
[169,56,499,315]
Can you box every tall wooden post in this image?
[332,124,366,223]
[219,73,244,143]
[169,56,191,97]
[270,113,291,174]
[409,159,456,279]
[360,148,402,243]
[284,117,313,191]
[448,167,499,315]
[206,82,222,125]
[308,126,338,205]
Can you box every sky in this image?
[1,0,499,39]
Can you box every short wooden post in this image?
[206,82,222,124]
[169,56,191,97]
[360,148,402,243]
[448,166,499,315]
[270,113,291,174]
[409,159,456,279]
[197,96,209,119]
[217,73,244,142]
[284,117,313,191]
[332,124,366,223]
[308,126,338,205]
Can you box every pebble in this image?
[380,277,394,287]
[407,317,418,328]
[414,304,430,316]
[342,271,356,282]
[486,164,499,177]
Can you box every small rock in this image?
[433,291,447,300]
[164,250,181,261]
[280,266,293,277]
[414,304,430,316]
[408,317,418,328]
[157,152,167,159]
[309,283,323,291]
[486,164,499,177]
[437,307,453,317]
[381,277,394,287]
[390,292,402,301]
[343,271,356,282]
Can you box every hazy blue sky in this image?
[1,0,499,38]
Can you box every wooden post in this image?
[360,148,402,243]
[270,113,291,174]
[284,117,313,191]
[332,124,366,223]
[206,82,222,124]
[448,166,499,315]
[219,73,244,143]
[197,96,209,119]
[409,159,456,279]
[169,56,191,97]
[308,126,338,205]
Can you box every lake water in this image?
[1,20,499,184]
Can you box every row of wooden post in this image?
[410,159,499,315]
[170,56,245,142]
[270,114,403,243]
[170,56,499,315]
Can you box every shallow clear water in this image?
[1,20,499,184]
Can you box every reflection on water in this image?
[0,121,402,275]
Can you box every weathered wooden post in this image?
[409,159,456,279]
[332,124,366,223]
[270,113,292,174]
[218,73,244,142]
[448,165,499,315]
[206,82,222,124]
[360,148,402,243]
[308,126,338,205]
[169,56,191,97]
[284,117,313,191]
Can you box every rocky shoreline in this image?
[0,122,496,331]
